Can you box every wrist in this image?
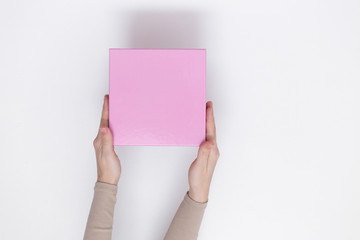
[97,175,119,186]
[188,187,209,203]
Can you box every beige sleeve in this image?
[83,183,207,240]
[83,181,118,240]
[164,192,208,240]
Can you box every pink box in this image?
[109,49,206,146]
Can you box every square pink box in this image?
[109,49,206,146]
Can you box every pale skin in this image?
[93,94,220,203]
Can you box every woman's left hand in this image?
[93,94,121,185]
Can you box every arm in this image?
[164,101,220,240]
[83,182,118,240]
[84,95,121,240]
[163,192,208,240]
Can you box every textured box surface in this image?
[109,49,206,146]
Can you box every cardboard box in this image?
[109,49,206,146]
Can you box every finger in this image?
[206,101,216,143]
[208,146,220,169]
[99,94,109,128]
[99,126,114,149]
[196,141,214,167]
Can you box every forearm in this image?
[164,191,207,240]
[83,181,118,240]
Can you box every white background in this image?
[0,0,359,239]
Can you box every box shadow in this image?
[126,11,204,49]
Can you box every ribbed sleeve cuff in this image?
[184,191,208,209]
[94,181,118,194]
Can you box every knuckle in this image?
[93,138,99,148]
[215,148,220,158]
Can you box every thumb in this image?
[193,141,213,168]
[197,141,214,159]
[99,127,114,148]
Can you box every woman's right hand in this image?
[188,101,220,203]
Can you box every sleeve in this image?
[83,181,118,240]
[164,191,208,240]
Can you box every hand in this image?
[93,94,121,185]
[188,101,220,203]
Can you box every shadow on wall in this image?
[125,10,218,104]
[126,11,205,49]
